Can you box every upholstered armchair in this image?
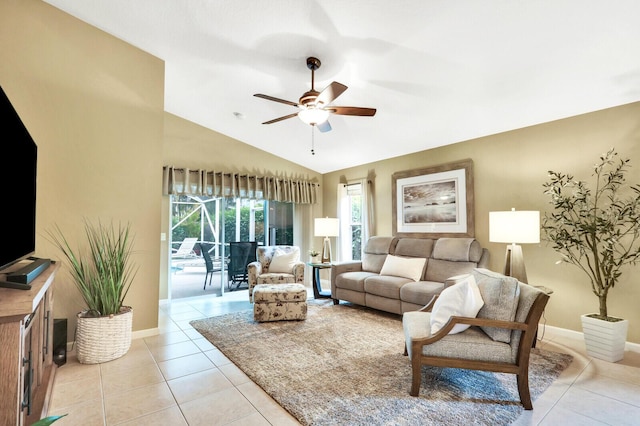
[402,268,550,410]
[247,245,305,301]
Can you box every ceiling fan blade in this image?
[316,120,332,133]
[262,112,299,125]
[316,82,348,106]
[329,106,377,116]
[254,94,299,108]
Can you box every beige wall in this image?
[1,1,324,337]
[323,102,640,343]
[1,0,164,336]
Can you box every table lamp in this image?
[314,217,339,263]
[489,208,540,283]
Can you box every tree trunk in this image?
[599,294,608,318]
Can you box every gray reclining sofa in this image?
[330,236,489,315]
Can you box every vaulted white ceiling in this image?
[44,0,640,174]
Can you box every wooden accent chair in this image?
[402,269,550,410]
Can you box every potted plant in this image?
[542,148,640,362]
[309,249,320,263]
[47,220,138,364]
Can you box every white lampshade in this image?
[299,108,330,125]
[489,209,540,244]
[314,218,339,237]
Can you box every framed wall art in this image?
[392,159,474,238]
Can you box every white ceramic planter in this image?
[580,314,628,362]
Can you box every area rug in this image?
[190,300,573,425]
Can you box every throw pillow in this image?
[430,274,484,335]
[379,255,426,282]
[269,249,299,273]
[472,268,521,343]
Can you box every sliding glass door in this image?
[169,195,293,299]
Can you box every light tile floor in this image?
[48,290,640,425]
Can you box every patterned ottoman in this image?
[253,283,308,322]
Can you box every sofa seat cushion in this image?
[399,281,444,306]
[335,271,378,293]
[403,311,511,362]
[364,275,412,299]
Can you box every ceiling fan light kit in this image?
[254,56,376,136]
[298,107,330,125]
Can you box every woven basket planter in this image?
[76,306,133,364]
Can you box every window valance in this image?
[162,166,318,204]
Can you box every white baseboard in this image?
[543,324,640,354]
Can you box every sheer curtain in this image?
[337,178,374,261]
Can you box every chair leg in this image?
[517,370,533,410]
[410,346,422,396]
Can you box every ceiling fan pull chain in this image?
[311,126,315,155]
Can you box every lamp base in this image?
[503,244,528,283]
[321,236,332,263]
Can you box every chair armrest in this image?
[418,295,439,312]
[247,261,262,283]
[415,316,528,346]
[292,262,305,283]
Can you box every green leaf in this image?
[31,414,67,426]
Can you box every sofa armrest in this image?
[330,261,362,295]
[477,248,490,269]
[330,261,362,279]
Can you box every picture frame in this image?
[392,159,474,238]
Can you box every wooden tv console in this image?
[0,262,59,426]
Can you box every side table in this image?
[307,262,332,299]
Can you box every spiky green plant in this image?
[47,220,137,317]
[542,148,640,320]
[32,414,67,425]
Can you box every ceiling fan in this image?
[254,57,376,133]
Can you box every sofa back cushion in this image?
[392,238,434,280]
[431,238,483,262]
[425,258,478,282]
[424,238,484,282]
[361,236,394,273]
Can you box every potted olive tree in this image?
[48,220,138,364]
[542,148,640,362]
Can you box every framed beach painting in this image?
[392,159,474,238]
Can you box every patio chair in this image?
[199,243,220,290]
[172,237,198,259]
[227,241,257,291]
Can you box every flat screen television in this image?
[0,85,37,273]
